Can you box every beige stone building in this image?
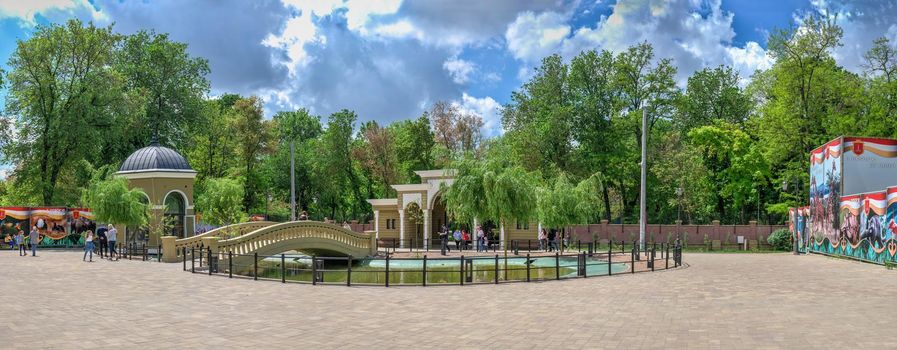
[367,169,539,248]
[116,140,197,245]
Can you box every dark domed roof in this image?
[119,140,193,172]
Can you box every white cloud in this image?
[443,57,476,85]
[453,93,503,137]
[505,0,774,85]
[0,0,106,25]
[808,1,897,74]
[505,11,571,63]
[344,0,403,33]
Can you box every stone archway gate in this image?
[161,221,376,264]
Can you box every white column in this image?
[398,209,405,248]
[537,222,542,239]
[500,222,506,250]
[423,209,431,249]
[373,210,380,240]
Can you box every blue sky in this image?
[1,0,896,141]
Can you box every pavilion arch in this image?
[163,190,188,238]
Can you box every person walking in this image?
[476,226,485,252]
[453,229,461,251]
[83,231,95,262]
[97,227,108,258]
[547,229,557,252]
[539,228,548,251]
[439,225,449,255]
[16,230,26,256]
[461,229,470,251]
[29,226,39,257]
[107,224,118,260]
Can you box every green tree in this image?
[232,96,272,212]
[391,116,435,183]
[116,30,210,150]
[83,176,149,229]
[678,65,752,130]
[317,109,364,220]
[195,178,246,229]
[2,19,122,205]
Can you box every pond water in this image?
[251,255,629,285]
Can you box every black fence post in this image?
[312,256,318,285]
[666,243,670,269]
[555,252,560,280]
[281,254,286,283]
[385,255,390,287]
[608,242,612,276]
[253,252,258,281]
[228,251,233,278]
[459,255,464,286]
[630,246,635,274]
[208,247,213,276]
[526,253,531,282]
[422,255,427,287]
[347,256,353,287]
[191,247,195,273]
[198,245,203,266]
[182,247,187,271]
[143,243,147,261]
[494,254,499,284]
[651,246,656,272]
[581,252,587,278]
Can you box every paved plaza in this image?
[1,250,895,349]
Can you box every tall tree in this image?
[2,19,122,204]
[678,65,752,130]
[116,30,210,150]
[232,96,272,211]
[391,116,435,183]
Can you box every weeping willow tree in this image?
[443,156,537,235]
[83,176,149,229]
[195,177,247,238]
[537,173,607,252]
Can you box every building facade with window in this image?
[366,169,539,248]
[116,139,197,245]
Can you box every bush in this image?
[767,229,792,251]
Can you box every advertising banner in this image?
[69,208,96,246]
[808,137,842,243]
[842,137,897,195]
[30,207,68,246]
[0,207,30,242]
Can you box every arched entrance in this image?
[164,191,186,238]
[431,192,448,242]
[405,202,424,247]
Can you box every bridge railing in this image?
[216,221,375,257]
[172,221,275,257]
[180,241,683,287]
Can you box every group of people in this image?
[5,226,40,256]
[82,224,118,262]
[538,228,566,252]
[3,224,120,261]
[437,225,496,255]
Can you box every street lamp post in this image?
[675,187,683,224]
[639,108,648,250]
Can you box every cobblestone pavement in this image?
[1,250,895,349]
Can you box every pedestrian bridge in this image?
[161,221,376,264]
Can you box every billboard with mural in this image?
[30,207,69,246]
[0,207,30,243]
[808,137,842,243]
[69,208,96,246]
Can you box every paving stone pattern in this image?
[1,250,895,349]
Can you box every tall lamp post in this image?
[639,108,648,250]
[675,187,684,224]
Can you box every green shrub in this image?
[767,229,792,251]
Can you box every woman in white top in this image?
[83,231,95,262]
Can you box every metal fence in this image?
[181,241,683,287]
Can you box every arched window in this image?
[164,192,186,238]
